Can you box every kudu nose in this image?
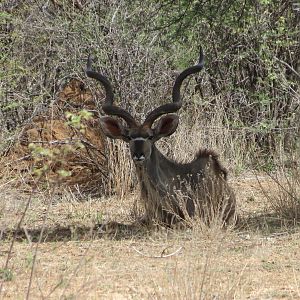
[133,154,145,162]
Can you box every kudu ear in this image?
[100,116,129,140]
[153,114,179,140]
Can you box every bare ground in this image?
[0,174,299,299]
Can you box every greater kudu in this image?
[86,50,236,226]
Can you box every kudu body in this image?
[86,50,236,225]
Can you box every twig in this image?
[56,224,107,299]
[26,184,55,300]
[0,178,18,188]
[275,57,300,79]
[132,246,183,258]
[27,139,83,145]
[0,175,42,296]
[22,226,32,248]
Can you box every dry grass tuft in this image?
[1,174,300,299]
[258,163,300,223]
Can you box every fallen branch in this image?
[132,246,183,258]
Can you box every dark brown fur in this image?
[134,145,236,226]
[195,149,228,180]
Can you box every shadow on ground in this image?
[237,212,300,234]
[1,213,299,243]
[0,222,149,243]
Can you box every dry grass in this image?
[1,107,299,299]
[1,95,299,298]
[257,166,300,223]
[1,174,300,299]
[1,1,299,298]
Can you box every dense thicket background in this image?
[1,0,299,170]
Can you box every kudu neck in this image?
[134,144,173,186]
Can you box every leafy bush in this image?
[1,0,299,174]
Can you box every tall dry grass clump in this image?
[105,139,135,199]
[261,158,300,222]
[147,225,244,299]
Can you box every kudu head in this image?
[86,50,204,164]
